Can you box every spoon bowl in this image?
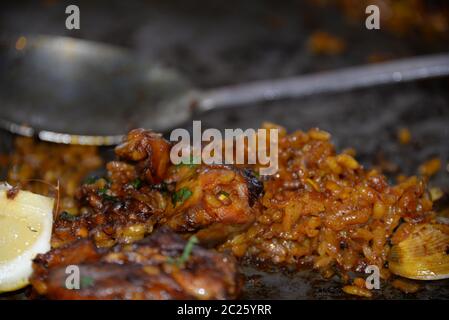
[0,35,192,144]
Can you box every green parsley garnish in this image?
[168,235,199,267]
[98,188,116,201]
[172,187,192,206]
[130,178,142,189]
[80,275,95,289]
[59,211,78,221]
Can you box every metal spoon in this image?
[1,35,449,145]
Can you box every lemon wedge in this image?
[0,184,54,293]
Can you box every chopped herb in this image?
[98,188,117,201]
[172,187,192,206]
[168,235,199,267]
[59,211,78,221]
[180,235,199,264]
[130,178,142,189]
[80,275,95,289]
[83,175,100,185]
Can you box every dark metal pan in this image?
[1,1,448,300]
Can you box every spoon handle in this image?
[196,53,449,112]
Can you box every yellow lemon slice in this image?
[0,185,54,293]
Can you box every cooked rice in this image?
[220,126,435,282]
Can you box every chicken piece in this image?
[31,228,241,300]
[163,164,263,245]
[51,129,172,248]
[52,129,263,248]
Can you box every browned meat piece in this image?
[163,164,263,245]
[31,228,241,300]
[51,178,166,248]
[51,130,172,248]
[52,129,262,248]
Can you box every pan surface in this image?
[1,0,448,300]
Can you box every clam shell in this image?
[389,224,449,280]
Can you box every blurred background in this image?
[2,0,449,87]
[1,0,449,299]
